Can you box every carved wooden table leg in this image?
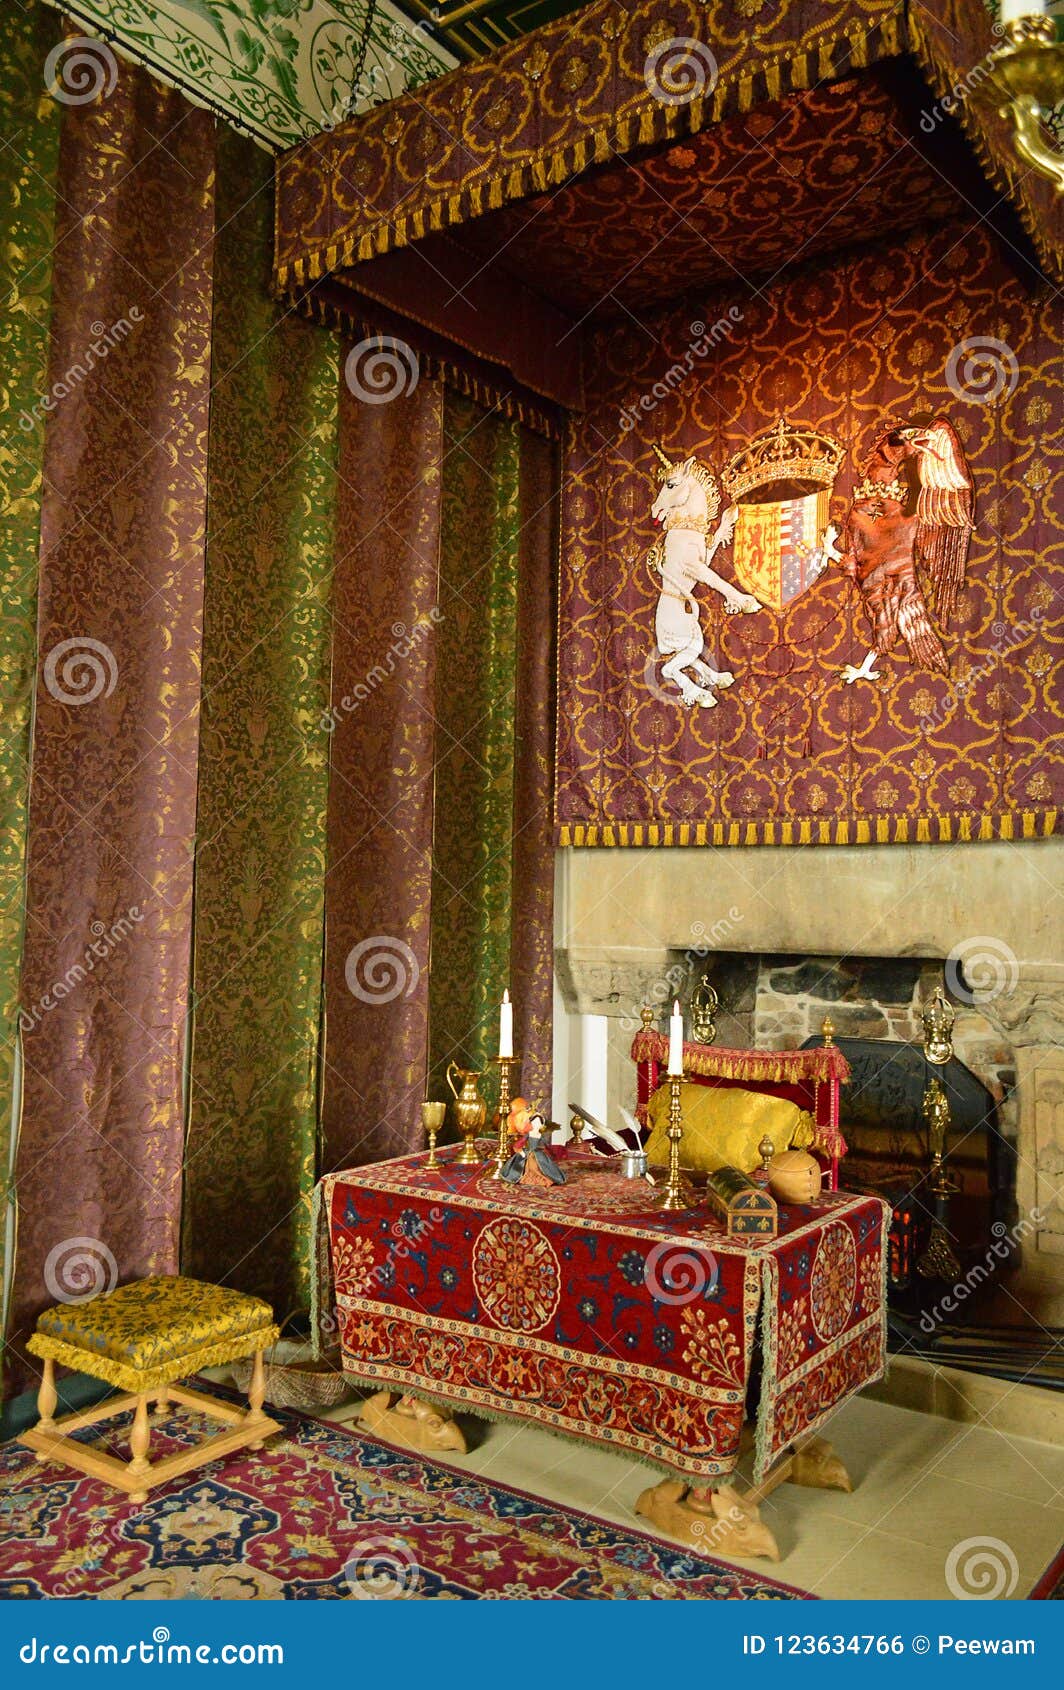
[636,1431,851,1559]
[786,1433,851,1492]
[358,1389,468,1455]
[635,1478,780,1561]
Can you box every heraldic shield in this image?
[724,421,844,614]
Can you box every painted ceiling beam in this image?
[40,0,456,150]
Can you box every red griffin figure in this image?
[835,417,974,685]
[501,1098,566,1188]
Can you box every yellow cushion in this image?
[645,1083,815,1176]
[30,1275,276,1385]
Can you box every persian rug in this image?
[0,1402,811,1601]
[1030,1545,1064,1600]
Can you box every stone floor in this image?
[324,1391,1064,1599]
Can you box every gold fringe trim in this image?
[274,13,911,293]
[907,8,1064,286]
[26,1327,280,1395]
[631,1029,851,1088]
[556,810,1059,849]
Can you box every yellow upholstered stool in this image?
[21,1275,281,1503]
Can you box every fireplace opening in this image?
[666,948,1059,1386]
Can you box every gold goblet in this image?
[421,1101,446,1169]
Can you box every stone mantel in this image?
[555,837,1063,1308]
[557,839,1062,976]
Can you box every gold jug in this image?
[446,1061,487,1165]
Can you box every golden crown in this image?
[722,418,845,503]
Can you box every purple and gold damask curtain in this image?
[322,375,557,1166]
[7,50,215,1380]
[1,23,558,1389]
[180,129,339,1315]
[0,7,60,1286]
[320,376,445,1172]
[427,394,522,1093]
[510,430,557,1110]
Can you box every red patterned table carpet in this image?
[0,1401,811,1600]
[318,1149,890,1482]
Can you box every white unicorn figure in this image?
[648,447,761,708]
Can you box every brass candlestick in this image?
[488,1054,522,1178]
[660,1070,693,1212]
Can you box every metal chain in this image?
[350,0,381,113]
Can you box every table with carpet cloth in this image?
[315,1149,889,1491]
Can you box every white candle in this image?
[667,999,684,1076]
[998,0,1045,23]
[499,989,513,1060]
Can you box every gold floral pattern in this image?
[29,1275,276,1392]
[472,1219,561,1334]
[0,4,60,1319]
[10,52,215,1387]
[680,1307,744,1388]
[181,128,338,1316]
[333,1236,376,1300]
[810,1223,857,1342]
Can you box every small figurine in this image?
[501,1098,566,1187]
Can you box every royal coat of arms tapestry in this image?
[555,221,1062,847]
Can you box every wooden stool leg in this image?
[152,1386,169,1417]
[246,1348,268,1450]
[32,1359,58,1459]
[127,1394,152,1503]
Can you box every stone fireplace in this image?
[552,837,1064,1327]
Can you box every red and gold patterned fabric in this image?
[760,1212,886,1470]
[556,219,1063,846]
[321,1148,888,1481]
[274,1,1062,294]
[273,1,1064,430]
